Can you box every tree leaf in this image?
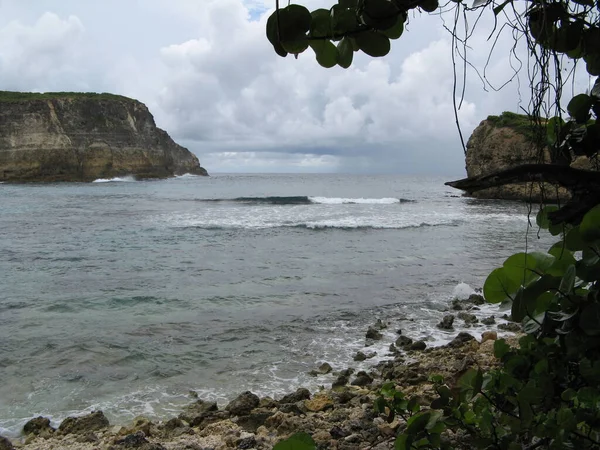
[381,15,404,39]
[310,40,338,68]
[336,37,353,68]
[354,31,391,57]
[362,0,400,30]
[579,303,600,335]
[483,267,520,303]
[406,411,431,434]
[567,94,593,123]
[494,339,511,359]
[419,0,439,12]
[394,434,412,450]
[273,432,316,450]
[579,204,600,242]
[309,9,331,39]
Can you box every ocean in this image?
[0,173,550,436]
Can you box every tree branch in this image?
[445,164,600,225]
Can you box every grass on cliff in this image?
[0,91,136,103]
[486,111,544,142]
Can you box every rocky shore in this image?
[0,295,517,450]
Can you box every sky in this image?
[0,0,585,174]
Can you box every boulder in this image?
[279,388,310,404]
[353,351,367,361]
[365,327,383,340]
[395,336,413,347]
[236,408,274,432]
[482,331,498,343]
[23,416,55,436]
[468,294,485,305]
[225,391,260,416]
[58,411,110,435]
[305,394,334,412]
[0,436,14,450]
[481,316,496,325]
[317,362,332,374]
[178,399,218,424]
[409,341,427,351]
[351,371,373,387]
[448,332,476,348]
[112,431,167,449]
[437,315,455,330]
[498,322,522,332]
[458,312,478,325]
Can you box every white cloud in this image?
[0,0,571,174]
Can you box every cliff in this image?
[0,92,208,182]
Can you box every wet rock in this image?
[458,312,478,325]
[339,368,354,377]
[258,397,277,409]
[396,328,403,335]
[179,400,218,423]
[188,410,230,428]
[317,362,332,374]
[58,411,110,435]
[236,408,273,432]
[330,425,350,439]
[481,316,496,325]
[437,315,455,330]
[305,394,334,412]
[279,388,310,404]
[112,431,167,449]
[23,416,55,436]
[498,322,522,332]
[236,435,257,449]
[372,319,387,330]
[448,332,476,348]
[409,340,427,351]
[277,403,304,415]
[468,293,485,305]
[163,417,184,431]
[122,416,154,437]
[0,436,14,450]
[332,374,350,389]
[365,327,383,340]
[395,336,413,347]
[451,299,463,310]
[226,391,260,416]
[76,433,99,443]
[351,371,373,387]
[482,331,498,343]
[353,351,367,362]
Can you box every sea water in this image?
[0,173,551,435]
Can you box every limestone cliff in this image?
[465,112,563,200]
[0,92,208,182]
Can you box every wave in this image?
[93,176,137,183]
[178,220,462,231]
[196,196,414,205]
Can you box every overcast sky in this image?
[0,0,585,174]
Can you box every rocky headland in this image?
[0,295,520,450]
[0,92,208,182]
[463,111,593,201]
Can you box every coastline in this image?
[1,295,517,450]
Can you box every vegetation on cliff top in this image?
[0,91,136,103]
[486,112,541,142]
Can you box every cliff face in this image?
[464,112,575,201]
[0,93,208,182]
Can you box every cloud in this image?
[0,12,86,91]
[0,0,571,174]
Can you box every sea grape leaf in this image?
[580,205,600,242]
[567,94,593,123]
[310,40,338,68]
[273,432,316,450]
[381,15,404,39]
[354,31,391,57]
[336,37,353,68]
[484,267,521,303]
[310,9,331,38]
[580,303,600,335]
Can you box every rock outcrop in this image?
[465,112,553,200]
[0,92,208,182]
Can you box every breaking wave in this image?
[196,196,414,205]
[93,176,137,183]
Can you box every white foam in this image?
[309,197,402,204]
[452,282,476,300]
[174,173,199,179]
[92,176,136,183]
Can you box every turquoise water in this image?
[0,173,548,435]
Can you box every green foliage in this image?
[273,433,317,450]
[373,206,600,449]
[486,111,540,142]
[0,91,135,103]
